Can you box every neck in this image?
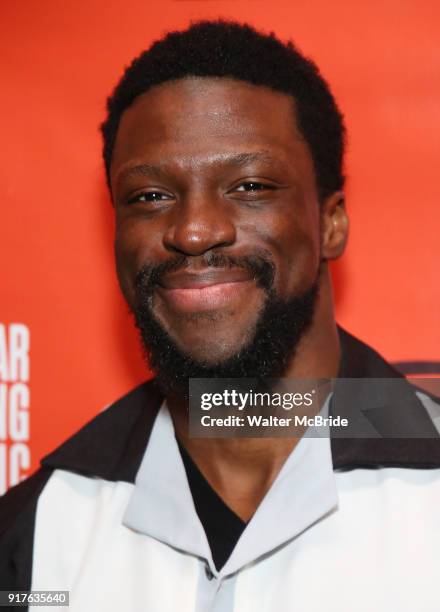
[167,266,340,521]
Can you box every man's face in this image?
[110,77,323,382]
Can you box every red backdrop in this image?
[1,0,439,492]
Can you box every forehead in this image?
[110,77,314,186]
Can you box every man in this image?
[1,20,440,612]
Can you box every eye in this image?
[127,191,173,205]
[234,182,273,192]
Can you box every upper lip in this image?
[158,268,254,289]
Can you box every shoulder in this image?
[0,379,163,588]
[41,379,164,482]
[333,327,440,467]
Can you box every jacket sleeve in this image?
[0,468,53,597]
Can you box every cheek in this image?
[251,209,321,296]
[114,219,160,305]
[284,228,320,294]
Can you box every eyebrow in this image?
[113,151,285,185]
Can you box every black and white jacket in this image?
[1,327,440,612]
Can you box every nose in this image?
[162,192,237,256]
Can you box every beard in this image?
[131,252,319,394]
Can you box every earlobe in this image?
[321,191,349,260]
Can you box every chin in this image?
[173,338,248,367]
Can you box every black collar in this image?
[42,326,440,481]
[332,327,440,468]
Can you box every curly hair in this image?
[101,20,345,201]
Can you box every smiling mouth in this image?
[156,268,257,312]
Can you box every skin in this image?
[110,77,349,521]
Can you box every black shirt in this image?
[177,438,247,571]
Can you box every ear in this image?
[320,191,349,260]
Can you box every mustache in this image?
[134,252,276,299]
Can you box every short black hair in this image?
[101,20,345,201]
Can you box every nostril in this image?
[163,219,236,256]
